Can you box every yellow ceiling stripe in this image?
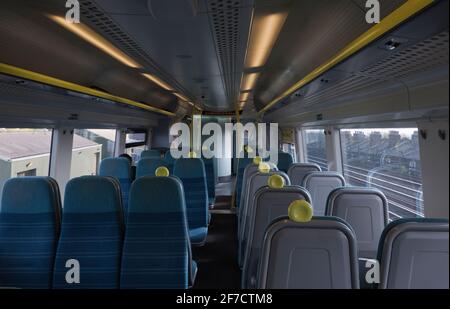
[0,62,175,117]
[258,0,434,115]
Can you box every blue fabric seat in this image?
[276,151,294,173]
[121,176,194,289]
[164,151,177,173]
[136,158,169,178]
[99,157,132,215]
[174,158,209,246]
[53,176,124,288]
[140,149,161,159]
[203,158,216,205]
[0,177,62,288]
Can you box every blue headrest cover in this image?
[129,176,185,213]
[99,157,131,179]
[1,177,59,214]
[64,176,123,213]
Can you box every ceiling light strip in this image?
[258,0,435,115]
[0,62,175,117]
[49,15,141,69]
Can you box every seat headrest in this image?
[1,177,59,214]
[164,150,176,163]
[253,156,262,165]
[258,162,271,173]
[129,176,185,213]
[64,176,122,213]
[140,149,161,158]
[136,158,167,178]
[174,158,205,178]
[99,157,131,179]
[288,199,313,223]
[155,166,170,177]
[268,174,285,189]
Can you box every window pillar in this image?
[49,128,74,199]
[325,127,343,173]
[114,129,126,157]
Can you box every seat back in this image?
[257,217,359,289]
[0,177,61,288]
[238,163,267,210]
[288,163,321,186]
[238,171,290,267]
[140,149,161,159]
[326,187,388,258]
[276,151,294,173]
[242,185,311,288]
[164,150,177,172]
[136,158,169,178]
[235,157,253,208]
[99,157,132,213]
[203,158,216,205]
[53,176,124,288]
[121,176,190,288]
[378,218,449,289]
[174,158,208,231]
[302,172,346,216]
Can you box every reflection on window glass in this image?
[126,132,146,145]
[304,129,328,171]
[126,145,146,164]
[0,128,53,200]
[282,143,297,162]
[70,129,116,178]
[340,128,423,220]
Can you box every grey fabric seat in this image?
[237,162,277,226]
[242,185,311,288]
[326,187,388,259]
[287,163,321,186]
[257,217,359,289]
[237,163,262,211]
[302,172,345,216]
[378,218,449,289]
[237,171,290,268]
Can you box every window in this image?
[282,143,297,162]
[0,128,53,200]
[17,169,37,177]
[340,128,423,220]
[70,129,116,178]
[125,129,148,164]
[125,146,146,164]
[304,129,328,171]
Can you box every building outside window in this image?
[70,129,116,178]
[304,129,328,171]
[340,128,423,220]
[0,128,53,200]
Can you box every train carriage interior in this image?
[0,0,448,295]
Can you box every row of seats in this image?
[141,149,216,205]
[99,156,210,245]
[0,175,197,289]
[256,202,449,288]
[235,157,448,289]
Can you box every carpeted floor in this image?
[192,213,241,289]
